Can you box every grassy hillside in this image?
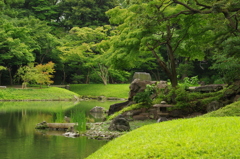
[0,87,79,100]
[203,100,240,117]
[87,117,240,159]
[69,84,130,98]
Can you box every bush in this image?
[133,84,155,106]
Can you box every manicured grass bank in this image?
[0,87,79,100]
[69,84,130,98]
[87,117,240,159]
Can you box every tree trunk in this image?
[0,72,2,85]
[151,49,177,87]
[85,69,90,84]
[166,43,178,87]
[7,67,13,86]
[62,67,66,85]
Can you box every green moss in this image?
[107,103,143,120]
[87,117,240,159]
[203,101,240,117]
[163,86,224,110]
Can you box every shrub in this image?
[133,84,155,106]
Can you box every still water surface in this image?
[0,101,117,159]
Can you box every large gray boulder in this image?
[90,106,106,113]
[108,79,167,115]
[108,115,130,132]
[207,101,223,112]
[108,101,132,116]
[128,79,167,101]
[133,72,152,81]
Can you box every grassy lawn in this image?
[69,84,130,98]
[0,87,79,100]
[0,101,77,112]
[87,117,240,159]
[87,101,240,159]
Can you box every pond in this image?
[0,100,118,159]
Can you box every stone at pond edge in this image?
[90,106,106,113]
[207,101,223,112]
[157,117,168,123]
[108,116,130,132]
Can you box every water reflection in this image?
[0,101,117,159]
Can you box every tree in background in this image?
[58,25,129,85]
[15,62,55,88]
[101,0,240,86]
[56,0,118,29]
[0,17,35,85]
[35,61,55,87]
[14,63,37,88]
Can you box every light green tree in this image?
[15,62,55,88]
[15,63,37,88]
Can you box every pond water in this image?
[0,100,118,159]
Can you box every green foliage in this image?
[184,75,199,86]
[182,75,200,88]
[211,53,240,83]
[55,110,64,123]
[107,103,143,120]
[71,110,86,132]
[165,86,223,110]
[35,61,55,86]
[109,69,130,83]
[133,84,156,106]
[14,63,37,88]
[87,117,240,159]
[15,62,55,88]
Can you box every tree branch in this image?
[173,26,190,53]
[194,0,211,9]
[173,0,201,13]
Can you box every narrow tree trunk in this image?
[7,67,13,86]
[85,69,90,84]
[166,43,178,87]
[62,67,66,85]
[151,49,177,87]
[0,72,2,85]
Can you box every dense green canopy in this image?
[0,0,240,86]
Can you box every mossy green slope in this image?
[0,87,79,100]
[203,100,240,117]
[87,117,240,159]
[69,84,129,98]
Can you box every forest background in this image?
[1,0,240,87]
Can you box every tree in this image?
[15,62,55,88]
[0,16,35,85]
[35,61,55,87]
[56,0,118,29]
[102,0,240,87]
[58,25,115,85]
[210,36,240,83]
[103,2,208,87]
[15,63,37,88]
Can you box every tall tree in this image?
[0,17,35,85]
[58,25,113,84]
[103,1,208,87]
[56,0,118,29]
[102,0,240,86]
